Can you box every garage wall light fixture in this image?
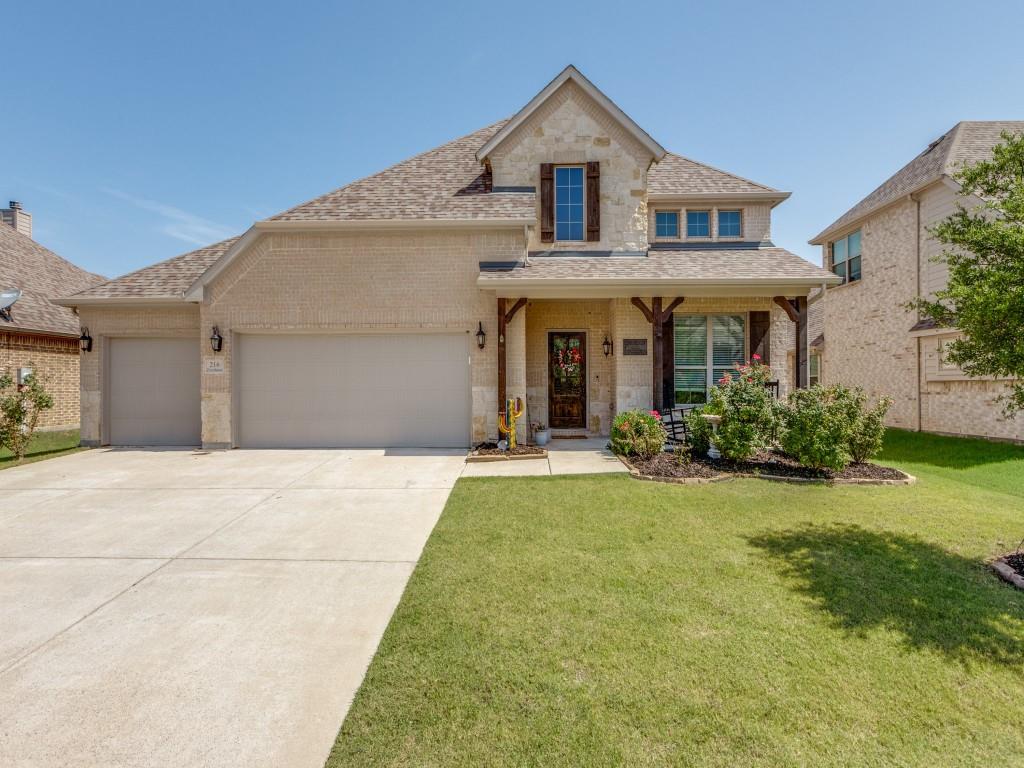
[209,326,223,353]
[79,328,93,352]
[475,322,486,349]
[602,336,612,356]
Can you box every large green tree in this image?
[912,130,1024,415]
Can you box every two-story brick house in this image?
[58,66,838,449]
[811,121,1024,443]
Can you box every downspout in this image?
[912,192,923,432]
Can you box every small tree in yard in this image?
[0,368,54,461]
[910,130,1024,415]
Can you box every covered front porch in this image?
[490,293,813,441]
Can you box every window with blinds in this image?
[674,314,746,405]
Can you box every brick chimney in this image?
[1,201,33,239]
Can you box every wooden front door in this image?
[548,332,586,429]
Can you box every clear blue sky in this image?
[4,0,1023,279]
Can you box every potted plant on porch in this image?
[532,422,551,447]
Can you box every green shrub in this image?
[686,406,713,457]
[849,394,894,463]
[610,409,667,459]
[0,366,54,461]
[779,385,857,471]
[705,359,776,461]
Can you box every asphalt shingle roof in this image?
[647,153,780,196]
[813,121,1024,242]
[269,121,536,222]
[68,237,238,300]
[0,224,104,335]
[478,247,834,284]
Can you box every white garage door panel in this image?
[108,338,201,446]
[237,334,470,448]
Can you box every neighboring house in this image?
[810,121,1024,443]
[57,66,838,449]
[0,201,105,429]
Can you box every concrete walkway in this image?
[0,447,466,768]
[461,437,627,477]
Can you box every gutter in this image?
[809,175,947,245]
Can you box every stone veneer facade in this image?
[821,181,1023,442]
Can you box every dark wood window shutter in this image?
[539,163,554,243]
[661,314,674,410]
[586,161,600,242]
[749,311,770,365]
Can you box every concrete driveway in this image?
[0,447,466,768]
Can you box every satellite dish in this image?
[0,288,20,311]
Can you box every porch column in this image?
[497,297,527,415]
[773,296,809,389]
[631,296,685,410]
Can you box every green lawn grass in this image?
[330,430,1024,767]
[0,428,83,469]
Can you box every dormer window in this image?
[686,210,710,238]
[655,211,679,238]
[554,166,585,241]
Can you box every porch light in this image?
[79,328,93,353]
[475,322,486,350]
[602,336,612,356]
[209,326,223,353]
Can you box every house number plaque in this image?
[622,338,647,356]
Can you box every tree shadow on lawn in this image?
[748,524,1024,666]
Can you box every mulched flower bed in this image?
[1002,553,1024,578]
[470,443,546,457]
[624,449,909,483]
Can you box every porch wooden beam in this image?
[630,297,653,323]
[504,297,527,325]
[652,297,664,410]
[497,297,507,414]
[663,296,685,316]
[773,295,799,323]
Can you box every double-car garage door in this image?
[106,333,470,448]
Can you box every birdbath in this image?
[702,414,723,459]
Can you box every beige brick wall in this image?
[822,199,919,428]
[200,228,525,446]
[488,79,651,253]
[0,332,81,429]
[76,305,201,445]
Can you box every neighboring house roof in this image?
[476,65,666,163]
[64,237,238,302]
[269,121,536,223]
[647,153,784,198]
[811,121,1024,243]
[478,246,836,289]
[0,223,104,335]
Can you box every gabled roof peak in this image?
[475,65,666,163]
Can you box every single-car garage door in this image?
[108,338,201,446]
[236,333,470,448]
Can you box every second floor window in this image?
[555,166,584,241]
[655,211,679,238]
[831,229,862,284]
[687,210,710,237]
[718,210,742,237]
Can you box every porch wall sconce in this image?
[475,321,486,350]
[602,336,612,357]
[79,328,93,353]
[209,326,223,353]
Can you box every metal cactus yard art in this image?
[498,397,524,450]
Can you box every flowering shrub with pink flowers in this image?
[610,408,667,458]
[686,357,777,460]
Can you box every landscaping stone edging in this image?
[616,456,917,487]
[991,558,1024,591]
[466,450,548,463]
